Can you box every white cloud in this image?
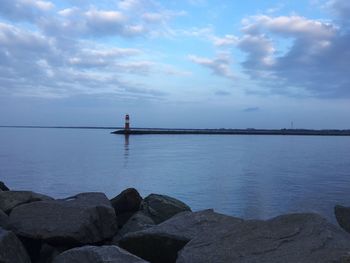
[189,53,234,79]
[236,14,350,97]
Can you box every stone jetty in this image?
[1,180,350,263]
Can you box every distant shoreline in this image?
[1,126,350,136]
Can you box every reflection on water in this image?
[0,128,350,223]
[123,134,129,167]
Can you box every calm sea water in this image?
[0,127,349,222]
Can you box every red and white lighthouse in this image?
[125,114,130,131]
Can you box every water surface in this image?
[1,127,349,222]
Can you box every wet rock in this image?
[335,205,350,234]
[8,192,118,246]
[0,191,53,214]
[0,227,31,263]
[52,245,149,263]
[119,209,242,263]
[177,213,350,263]
[0,210,9,229]
[0,181,9,191]
[112,211,155,244]
[141,194,191,224]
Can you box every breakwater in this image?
[112,128,350,136]
[1,181,350,263]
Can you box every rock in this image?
[111,188,143,228]
[119,209,243,263]
[37,244,66,263]
[0,191,53,214]
[177,213,350,263]
[52,245,149,263]
[111,188,143,215]
[335,205,350,233]
[141,194,191,224]
[0,227,31,263]
[8,192,118,246]
[112,211,155,244]
[0,210,9,229]
[0,181,9,191]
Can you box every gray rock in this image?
[0,181,10,191]
[52,245,148,263]
[111,188,143,215]
[112,211,155,244]
[111,188,143,228]
[0,209,9,229]
[141,194,191,224]
[119,209,243,263]
[0,191,53,214]
[8,192,118,245]
[177,213,350,263]
[0,227,31,263]
[335,205,350,234]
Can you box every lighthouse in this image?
[125,114,130,133]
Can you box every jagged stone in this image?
[111,188,143,228]
[141,194,191,224]
[0,191,53,214]
[52,245,149,263]
[335,205,350,234]
[0,181,10,191]
[112,211,155,244]
[0,227,31,263]
[119,209,243,263]
[0,209,9,229]
[177,213,350,263]
[8,192,118,245]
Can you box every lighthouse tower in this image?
[125,114,130,133]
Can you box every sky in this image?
[0,0,349,129]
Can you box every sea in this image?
[1,127,350,223]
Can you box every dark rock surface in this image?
[335,205,350,234]
[8,192,118,245]
[111,188,143,214]
[119,210,242,263]
[0,181,10,191]
[52,245,149,263]
[0,227,31,263]
[112,211,155,244]
[0,209,9,229]
[141,194,191,224]
[111,188,143,228]
[177,213,350,263]
[0,191,53,214]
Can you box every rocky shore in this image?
[1,181,350,263]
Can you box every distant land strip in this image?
[112,128,350,136]
[0,125,119,130]
[1,126,350,136]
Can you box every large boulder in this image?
[0,191,53,214]
[8,192,118,245]
[111,188,143,214]
[119,210,243,263]
[177,213,350,263]
[0,227,31,263]
[141,194,191,224]
[335,205,350,234]
[0,210,9,229]
[52,245,149,263]
[112,211,155,244]
[0,181,9,191]
[110,188,143,228]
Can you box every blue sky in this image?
[0,0,349,128]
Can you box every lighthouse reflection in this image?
[123,134,130,167]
